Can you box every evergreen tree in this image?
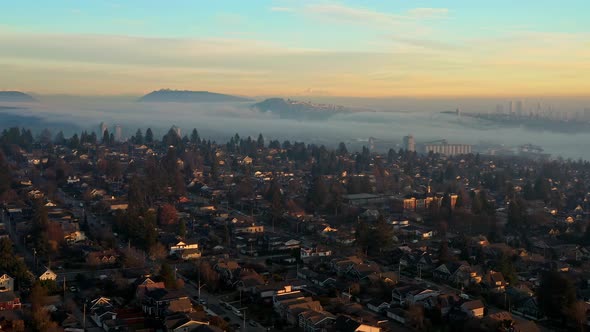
[257,133,264,148]
[160,263,177,289]
[190,128,200,144]
[0,152,11,197]
[178,219,187,238]
[135,129,144,145]
[54,131,66,145]
[145,128,154,144]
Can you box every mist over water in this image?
[1,97,590,160]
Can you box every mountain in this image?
[252,98,351,120]
[0,91,37,102]
[139,89,252,103]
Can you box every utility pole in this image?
[83,302,86,329]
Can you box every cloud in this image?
[301,3,448,26]
[407,8,449,19]
[304,3,402,25]
[270,7,293,12]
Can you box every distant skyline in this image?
[1,1,589,97]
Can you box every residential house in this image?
[164,312,210,332]
[39,268,57,281]
[274,290,322,325]
[89,297,118,331]
[166,297,194,315]
[142,289,190,318]
[450,264,483,288]
[331,256,363,276]
[367,300,390,313]
[298,310,336,332]
[512,296,545,321]
[87,250,119,266]
[300,246,332,260]
[234,223,264,234]
[0,291,21,310]
[483,270,507,292]
[0,274,15,292]
[350,263,381,281]
[170,241,200,256]
[334,315,381,332]
[135,277,166,302]
[460,300,485,318]
[387,307,408,325]
[392,283,440,306]
[433,261,469,282]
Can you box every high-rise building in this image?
[584,108,590,121]
[171,125,181,137]
[508,101,514,115]
[424,142,472,156]
[495,104,504,114]
[100,122,108,136]
[403,135,415,152]
[515,100,524,116]
[114,125,122,142]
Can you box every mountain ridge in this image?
[0,91,37,102]
[139,89,252,103]
[251,97,352,120]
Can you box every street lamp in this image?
[236,307,247,331]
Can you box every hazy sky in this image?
[1,1,589,97]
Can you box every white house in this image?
[169,241,199,255]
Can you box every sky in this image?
[1,0,589,97]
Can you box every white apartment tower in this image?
[403,135,416,152]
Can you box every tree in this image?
[407,304,426,331]
[145,128,154,143]
[497,253,517,285]
[0,152,11,197]
[190,128,200,144]
[134,129,144,144]
[567,300,588,331]
[308,176,328,210]
[53,131,66,145]
[507,198,528,228]
[160,263,177,289]
[198,260,220,292]
[438,240,451,264]
[31,200,50,259]
[122,247,146,268]
[178,219,187,238]
[209,316,230,331]
[149,242,168,261]
[538,271,576,319]
[159,204,178,225]
[256,133,264,149]
[30,281,58,332]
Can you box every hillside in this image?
[0,91,37,102]
[252,98,350,120]
[139,89,252,103]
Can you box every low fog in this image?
[2,97,590,160]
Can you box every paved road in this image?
[180,273,268,332]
